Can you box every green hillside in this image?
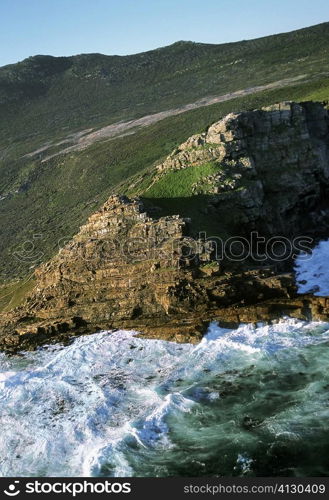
[1,22,329,147]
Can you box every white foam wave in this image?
[0,318,329,476]
[295,239,329,296]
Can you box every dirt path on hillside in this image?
[25,74,310,162]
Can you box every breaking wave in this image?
[295,239,329,296]
[1,318,329,477]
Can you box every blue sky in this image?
[1,0,329,67]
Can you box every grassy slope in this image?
[146,163,220,198]
[0,277,35,313]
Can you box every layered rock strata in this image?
[145,101,329,239]
[0,195,328,353]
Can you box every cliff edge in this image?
[1,101,329,352]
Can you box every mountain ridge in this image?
[3,21,329,70]
[1,21,329,138]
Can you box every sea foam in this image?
[1,318,329,477]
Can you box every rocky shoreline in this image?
[0,194,328,354]
[1,101,329,353]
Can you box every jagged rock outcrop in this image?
[0,194,328,353]
[1,102,329,352]
[0,194,312,352]
[145,101,329,239]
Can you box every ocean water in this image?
[1,318,329,477]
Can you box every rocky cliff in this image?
[1,101,329,352]
[138,101,329,240]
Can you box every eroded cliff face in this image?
[1,102,329,352]
[141,101,329,238]
[0,194,308,351]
